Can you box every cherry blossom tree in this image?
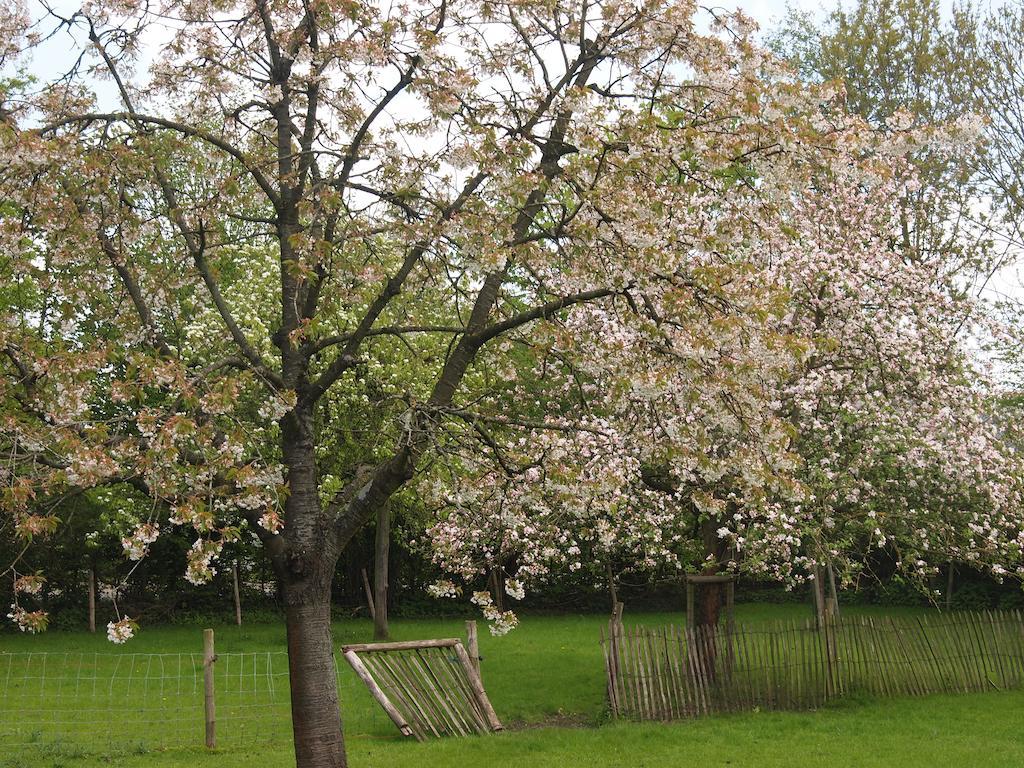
[3,1,1021,766]
[422,112,1024,630]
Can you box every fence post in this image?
[465,620,481,680]
[203,628,216,748]
[232,563,243,626]
[87,567,96,634]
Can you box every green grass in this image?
[2,605,1021,767]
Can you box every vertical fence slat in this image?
[601,609,1024,725]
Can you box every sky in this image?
[747,0,834,27]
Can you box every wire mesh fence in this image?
[0,648,299,755]
[601,609,1024,721]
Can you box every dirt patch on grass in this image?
[504,712,596,731]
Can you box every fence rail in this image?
[601,610,1024,720]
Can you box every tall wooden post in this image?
[812,563,838,698]
[373,504,391,640]
[826,563,840,619]
[685,580,695,630]
[606,562,618,612]
[812,562,827,625]
[232,563,242,626]
[203,628,216,748]
[87,567,96,634]
[465,620,481,680]
[946,563,955,610]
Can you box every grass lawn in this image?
[2,604,1021,767]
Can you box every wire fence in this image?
[0,649,300,756]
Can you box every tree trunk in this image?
[373,504,390,641]
[695,516,727,629]
[488,566,506,612]
[278,407,347,768]
[692,515,729,681]
[696,580,723,628]
[285,589,346,768]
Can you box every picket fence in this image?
[601,610,1024,719]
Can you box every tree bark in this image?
[372,504,390,641]
[278,406,348,768]
[695,516,727,629]
[284,587,346,768]
[692,515,729,682]
[488,566,506,613]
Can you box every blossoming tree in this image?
[423,121,1024,629]
[2,1,1021,766]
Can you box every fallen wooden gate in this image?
[342,638,502,740]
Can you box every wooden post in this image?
[946,563,955,611]
[812,562,826,626]
[685,580,695,630]
[725,578,736,635]
[608,603,624,713]
[452,642,503,731]
[373,504,391,640]
[203,628,216,748]
[827,563,840,619]
[725,577,736,678]
[361,567,376,620]
[343,650,415,738]
[465,620,481,680]
[231,563,242,626]
[87,567,96,634]
[606,562,618,613]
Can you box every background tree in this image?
[770,0,1000,286]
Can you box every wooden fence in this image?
[342,637,502,741]
[601,610,1024,720]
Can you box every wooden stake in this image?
[373,504,391,640]
[613,600,624,630]
[826,563,840,619]
[87,567,96,634]
[203,628,216,749]
[946,563,955,611]
[231,562,242,626]
[452,642,503,731]
[811,563,826,626]
[606,562,618,613]
[685,581,695,631]
[465,620,481,680]
[361,567,376,621]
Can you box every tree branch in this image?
[40,112,281,209]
